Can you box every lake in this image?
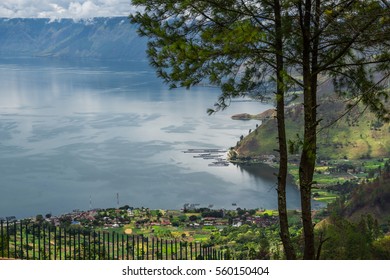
[0,57,308,219]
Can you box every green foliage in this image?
[0,234,9,252]
[341,163,390,224]
[201,210,224,218]
[35,214,44,223]
[178,215,188,222]
[152,226,172,238]
[130,0,287,113]
[318,214,384,259]
[288,134,303,155]
[188,215,198,222]
[372,235,390,259]
[211,225,277,260]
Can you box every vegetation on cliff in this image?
[232,96,390,161]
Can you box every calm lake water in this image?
[0,57,309,219]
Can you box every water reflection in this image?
[0,57,304,218]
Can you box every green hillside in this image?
[233,98,390,161]
[315,165,390,260]
[343,166,390,225]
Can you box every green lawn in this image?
[312,188,338,204]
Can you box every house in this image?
[233,221,242,227]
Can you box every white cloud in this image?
[0,0,136,19]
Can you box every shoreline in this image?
[227,157,328,208]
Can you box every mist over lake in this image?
[0,57,306,219]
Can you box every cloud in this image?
[0,0,136,19]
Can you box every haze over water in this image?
[0,58,306,219]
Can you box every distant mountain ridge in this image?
[0,17,147,60]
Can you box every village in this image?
[17,205,280,242]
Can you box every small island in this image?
[231,108,276,121]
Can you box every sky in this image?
[0,0,137,19]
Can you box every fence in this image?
[0,220,227,260]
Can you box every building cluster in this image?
[13,206,279,232]
[29,208,134,229]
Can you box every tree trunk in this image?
[298,0,318,260]
[299,88,317,260]
[274,0,296,260]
